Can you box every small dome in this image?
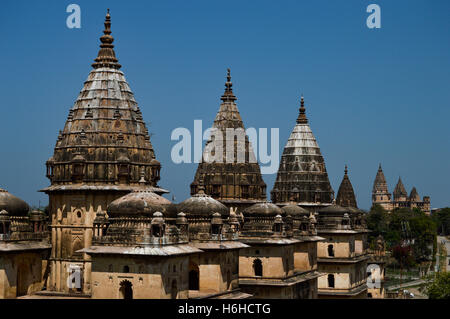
[0,188,29,217]
[281,204,309,216]
[177,191,228,217]
[244,202,283,217]
[347,206,362,214]
[318,204,349,214]
[150,159,160,166]
[108,190,172,217]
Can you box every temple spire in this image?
[92,9,121,69]
[220,68,237,102]
[336,164,357,208]
[296,95,308,124]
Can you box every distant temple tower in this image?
[371,165,431,214]
[41,11,166,294]
[393,177,407,202]
[190,69,266,213]
[371,164,392,211]
[271,96,334,211]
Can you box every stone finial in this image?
[220,68,237,102]
[296,94,308,124]
[92,9,121,69]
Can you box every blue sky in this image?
[0,0,449,210]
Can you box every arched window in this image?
[328,244,334,257]
[328,274,335,288]
[253,259,263,277]
[123,265,130,273]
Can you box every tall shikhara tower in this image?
[271,96,334,209]
[371,164,392,211]
[41,11,165,294]
[190,69,266,212]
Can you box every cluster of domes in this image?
[316,204,365,231]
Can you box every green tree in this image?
[366,204,390,247]
[433,208,450,235]
[424,272,450,299]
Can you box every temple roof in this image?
[107,190,174,217]
[409,187,421,202]
[336,165,358,208]
[44,10,161,189]
[271,96,334,204]
[372,164,389,194]
[190,69,266,201]
[178,187,229,217]
[0,187,29,217]
[393,177,407,197]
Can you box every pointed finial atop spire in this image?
[92,9,121,69]
[220,68,237,102]
[296,94,308,124]
[378,163,382,170]
[344,165,348,175]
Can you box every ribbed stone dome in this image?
[0,188,29,217]
[177,190,229,217]
[243,202,283,217]
[318,204,349,215]
[281,203,309,216]
[108,190,173,217]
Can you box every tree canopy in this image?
[424,272,450,299]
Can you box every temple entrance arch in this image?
[119,280,133,299]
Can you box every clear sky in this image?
[0,0,449,210]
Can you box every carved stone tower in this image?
[190,69,266,213]
[393,177,407,202]
[336,165,357,208]
[371,164,392,211]
[41,11,165,294]
[271,96,334,210]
